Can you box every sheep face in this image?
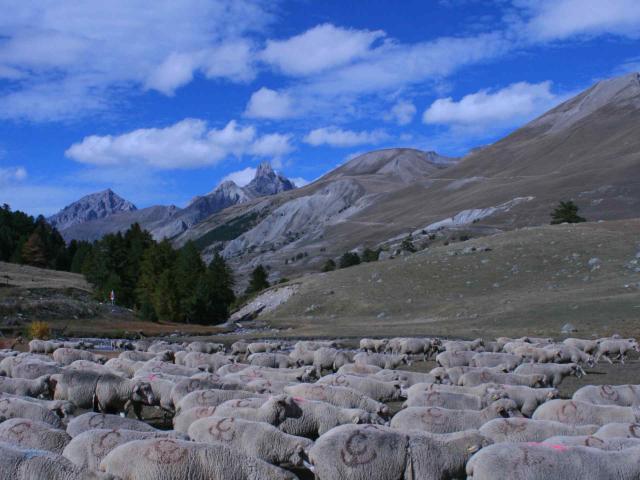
[492,400,522,418]
[288,444,307,467]
[133,382,156,406]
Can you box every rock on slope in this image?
[49,189,136,231]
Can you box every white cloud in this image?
[245,87,295,119]
[0,0,272,120]
[521,0,640,41]
[261,23,384,76]
[386,100,417,125]
[146,41,256,96]
[221,167,256,187]
[289,177,310,187]
[304,126,390,147]
[249,133,294,157]
[65,119,292,169]
[0,166,28,183]
[423,81,558,127]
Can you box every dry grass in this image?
[254,219,640,340]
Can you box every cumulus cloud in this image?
[423,81,559,127]
[386,100,417,125]
[65,119,293,169]
[304,126,389,147]
[245,87,295,119]
[221,167,256,187]
[0,166,27,183]
[261,23,384,76]
[289,177,310,187]
[520,0,640,41]
[0,0,272,120]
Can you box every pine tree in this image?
[21,232,47,267]
[551,201,586,224]
[136,240,177,321]
[174,241,205,323]
[246,264,270,294]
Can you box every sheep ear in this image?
[296,444,304,453]
[352,416,360,424]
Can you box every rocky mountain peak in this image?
[49,189,137,231]
[245,162,296,197]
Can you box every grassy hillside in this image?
[256,219,640,339]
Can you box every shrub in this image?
[322,259,336,272]
[551,201,586,224]
[401,236,417,253]
[362,248,381,262]
[28,321,51,339]
[339,252,361,269]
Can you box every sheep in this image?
[563,338,598,354]
[436,350,476,368]
[103,357,144,377]
[0,374,53,397]
[176,389,262,414]
[337,363,382,375]
[63,428,186,471]
[147,341,185,354]
[176,352,231,371]
[444,366,508,385]
[0,442,113,480]
[66,360,113,375]
[403,389,492,410]
[247,341,282,354]
[169,376,236,406]
[99,438,298,480]
[595,422,640,439]
[514,363,584,387]
[288,347,315,366]
[66,412,161,437]
[284,383,389,416]
[0,395,63,427]
[308,424,491,480]
[459,370,547,387]
[312,347,353,376]
[238,365,317,383]
[8,359,63,379]
[511,345,559,363]
[174,395,292,433]
[317,373,404,402]
[551,345,595,366]
[28,339,63,354]
[1,393,75,418]
[119,350,174,362]
[0,418,71,453]
[488,385,558,417]
[532,399,640,425]
[465,443,640,480]
[216,363,250,375]
[52,348,107,366]
[390,399,522,434]
[186,341,224,354]
[399,337,436,358]
[277,397,385,438]
[470,352,522,370]
[596,338,640,364]
[542,435,640,450]
[359,338,388,353]
[294,340,338,350]
[138,359,202,377]
[442,338,484,352]
[230,340,249,357]
[51,371,155,414]
[385,337,405,354]
[353,352,410,370]
[406,382,497,401]
[376,369,448,386]
[189,416,313,467]
[573,384,640,407]
[248,352,294,369]
[479,417,598,443]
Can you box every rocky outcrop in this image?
[49,189,136,231]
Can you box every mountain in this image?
[49,189,137,231]
[179,72,640,284]
[55,163,296,242]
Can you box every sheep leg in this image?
[602,354,613,365]
[92,393,101,413]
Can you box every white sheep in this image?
[309,423,490,480]
[0,395,63,428]
[0,417,71,453]
[188,416,313,467]
[596,338,639,364]
[317,374,404,402]
[284,383,389,415]
[514,363,584,387]
[573,384,640,406]
[532,399,640,425]
[66,412,161,437]
[466,443,640,480]
[99,438,298,480]
[459,370,547,387]
[479,417,598,443]
[390,399,522,434]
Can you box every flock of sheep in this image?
[0,333,638,479]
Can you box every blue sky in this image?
[1,0,639,215]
